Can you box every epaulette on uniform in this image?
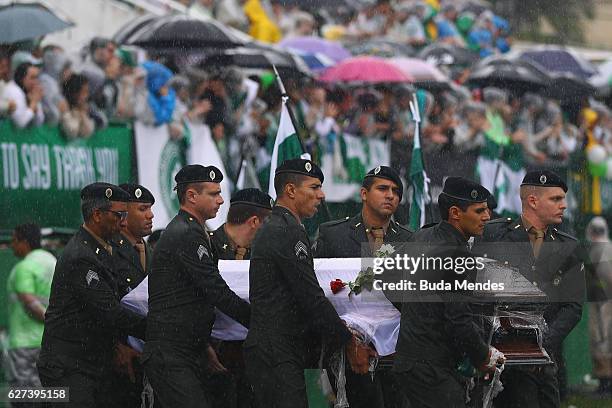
[487,217,513,224]
[552,228,577,241]
[420,222,437,229]
[395,223,413,233]
[319,216,351,229]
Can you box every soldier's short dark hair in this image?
[81,197,112,222]
[438,194,471,220]
[227,203,271,225]
[362,176,376,191]
[177,182,205,205]
[274,172,309,197]
[13,223,42,250]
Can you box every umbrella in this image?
[278,36,351,63]
[122,15,248,49]
[389,58,448,82]
[318,56,414,84]
[347,39,415,58]
[113,14,158,45]
[0,3,73,44]
[418,43,479,68]
[544,73,595,103]
[518,46,598,80]
[285,48,335,72]
[466,57,551,92]
[201,44,311,76]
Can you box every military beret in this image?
[80,182,131,202]
[230,188,274,210]
[520,170,567,192]
[119,183,155,204]
[441,177,490,203]
[174,164,223,189]
[275,159,324,183]
[363,165,404,200]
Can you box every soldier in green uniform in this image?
[393,177,504,408]
[102,183,155,408]
[245,158,373,408]
[143,164,250,408]
[475,170,584,408]
[38,183,147,408]
[314,165,412,408]
[206,188,272,408]
[315,165,413,258]
[209,188,273,261]
[114,183,155,297]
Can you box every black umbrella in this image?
[0,3,73,44]
[467,57,551,92]
[418,43,479,68]
[200,43,311,77]
[113,14,158,45]
[122,15,247,49]
[544,73,595,103]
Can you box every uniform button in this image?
[531,265,536,271]
[127,278,131,283]
[504,261,509,265]
[532,281,538,286]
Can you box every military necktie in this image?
[134,242,146,271]
[370,227,385,252]
[235,247,247,260]
[529,227,545,259]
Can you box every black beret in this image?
[174,164,223,189]
[275,159,324,183]
[119,183,155,204]
[363,165,404,200]
[520,170,568,192]
[80,182,131,202]
[441,177,490,203]
[230,188,274,210]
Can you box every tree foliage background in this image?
[490,0,596,44]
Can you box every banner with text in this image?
[134,121,231,231]
[0,121,134,229]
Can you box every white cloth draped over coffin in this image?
[121,258,400,356]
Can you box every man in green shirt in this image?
[7,223,56,389]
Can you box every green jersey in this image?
[7,249,56,349]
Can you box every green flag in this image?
[409,94,429,230]
[268,97,306,199]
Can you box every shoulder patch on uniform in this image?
[552,228,577,241]
[197,244,209,260]
[294,241,309,260]
[85,270,99,287]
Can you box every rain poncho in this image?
[142,61,175,126]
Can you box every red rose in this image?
[330,279,346,294]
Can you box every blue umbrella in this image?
[283,48,335,72]
[0,3,73,44]
[519,47,597,80]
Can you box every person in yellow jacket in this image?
[244,0,282,43]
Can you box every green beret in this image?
[80,182,131,202]
[230,188,274,210]
[119,183,155,204]
[441,177,490,203]
[520,170,567,192]
[275,159,324,183]
[174,164,223,189]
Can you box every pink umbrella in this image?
[390,57,448,82]
[318,56,414,84]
